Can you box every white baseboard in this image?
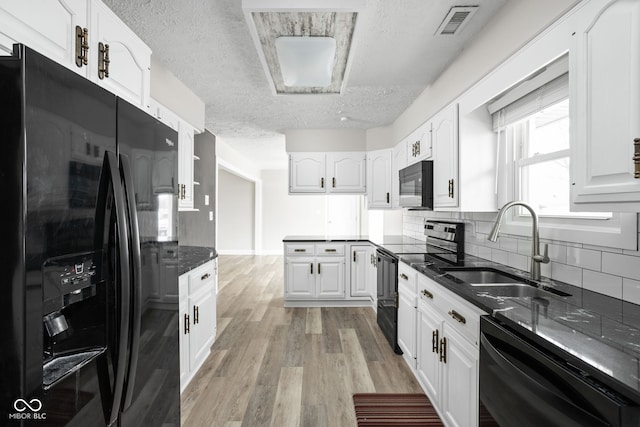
[217,249,255,255]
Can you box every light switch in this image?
[205,195,209,206]
[209,211,213,221]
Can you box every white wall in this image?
[392,0,579,143]
[261,169,328,254]
[285,129,366,152]
[365,126,394,151]
[218,169,255,254]
[150,56,205,131]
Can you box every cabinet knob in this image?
[332,177,336,188]
[386,192,390,204]
[421,289,433,299]
[184,314,190,334]
[201,273,211,281]
[432,329,439,353]
[400,273,409,280]
[321,177,324,188]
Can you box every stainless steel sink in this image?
[441,267,527,285]
[441,267,571,297]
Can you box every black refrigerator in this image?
[0,45,180,426]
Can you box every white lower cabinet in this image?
[285,242,380,306]
[349,244,376,300]
[179,259,217,392]
[397,263,418,369]
[405,270,484,427]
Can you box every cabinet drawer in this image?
[417,274,481,346]
[399,262,417,293]
[315,243,345,256]
[285,244,315,256]
[188,261,215,295]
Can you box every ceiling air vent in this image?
[435,6,478,36]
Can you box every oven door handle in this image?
[480,332,608,425]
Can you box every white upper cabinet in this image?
[327,152,366,193]
[150,98,198,211]
[433,103,459,208]
[289,152,366,194]
[89,0,151,111]
[406,121,433,165]
[570,0,640,211]
[0,0,151,111]
[0,0,88,71]
[367,149,393,209]
[289,153,326,193]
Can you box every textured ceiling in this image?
[103,0,508,169]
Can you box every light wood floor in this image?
[181,255,422,427]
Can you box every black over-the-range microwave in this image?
[399,160,434,209]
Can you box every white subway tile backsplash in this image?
[623,278,640,305]
[582,269,622,299]
[566,247,601,271]
[402,210,639,301]
[550,262,582,287]
[602,252,640,281]
[491,248,509,266]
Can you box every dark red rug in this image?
[352,393,445,426]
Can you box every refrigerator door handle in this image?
[119,153,142,410]
[101,151,132,427]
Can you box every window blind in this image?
[487,54,569,131]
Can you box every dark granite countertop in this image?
[178,246,217,275]
[282,235,426,247]
[400,253,640,404]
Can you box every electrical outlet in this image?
[205,195,209,206]
[209,211,213,221]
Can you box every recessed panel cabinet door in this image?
[417,300,442,405]
[367,150,393,209]
[433,104,459,208]
[90,0,151,110]
[350,246,370,297]
[289,153,326,193]
[440,324,478,427]
[570,0,640,211]
[0,0,88,73]
[189,287,215,372]
[285,257,316,298]
[397,285,416,367]
[328,152,366,193]
[316,257,345,298]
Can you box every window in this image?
[488,55,635,248]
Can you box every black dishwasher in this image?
[479,316,640,427]
[376,248,401,354]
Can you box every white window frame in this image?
[497,111,636,250]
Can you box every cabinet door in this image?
[367,247,377,303]
[328,152,366,193]
[407,123,433,164]
[90,0,151,110]
[178,275,190,390]
[570,0,640,211]
[417,301,442,405]
[440,325,478,427]
[367,150,392,208]
[189,287,215,372]
[350,246,370,297]
[0,0,88,73]
[285,257,316,298]
[160,260,179,303]
[397,284,416,368]
[316,257,345,298]
[433,104,459,208]
[178,121,195,210]
[289,153,326,193]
